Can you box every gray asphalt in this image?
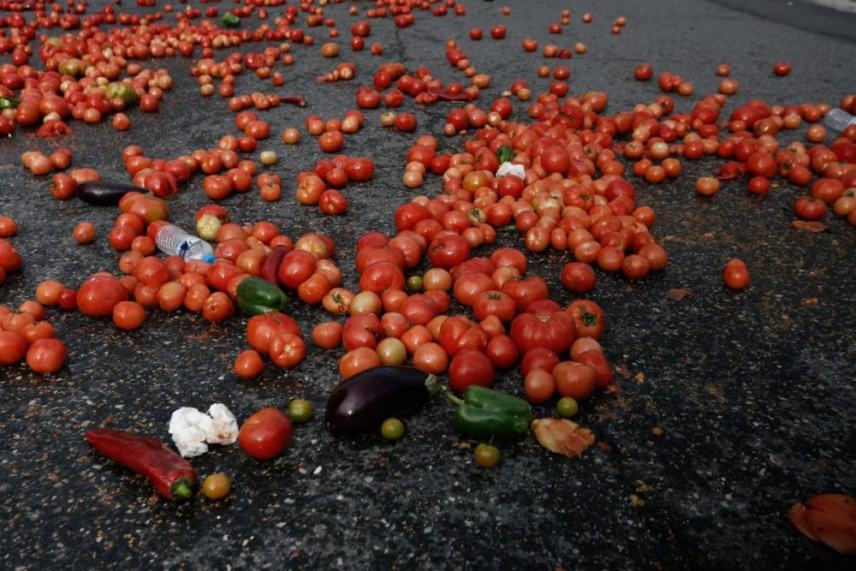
[0,0,854,569]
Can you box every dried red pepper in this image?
[85,429,197,501]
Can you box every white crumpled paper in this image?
[168,403,239,458]
[496,162,526,180]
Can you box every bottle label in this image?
[179,241,190,256]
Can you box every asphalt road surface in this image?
[0,0,854,569]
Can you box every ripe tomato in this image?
[26,338,67,374]
[234,349,265,379]
[510,308,575,355]
[427,234,471,269]
[343,314,382,351]
[247,312,301,354]
[560,262,597,293]
[520,347,560,377]
[553,361,596,399]
[723,259,750,290]
[473,290,516,321]
[360,261,405,293]
[0,330,27,365]
[439,316,488,356]
[413,342,449,374]
[77,275,129,317]
[278,250,317,289]
[490,247,527,274]
[524,369,556,404]
[501,276,549,312]
[312,321,343,349]
[448,349,494,392]
[269,332,307,368]
[454,272,494,307]
[112,301,146,330]
[567,300,605,339]
[239,407,292,460]
[575,350,613,387]
[339,346,382,379]
[485,334,518,369]
[794,196,828,221]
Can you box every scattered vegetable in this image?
[85,429,196,501]
[442,385,532,441]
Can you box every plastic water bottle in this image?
[824,108,856,132]
[155,223,216,263]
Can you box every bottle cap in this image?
[202,254,216,263]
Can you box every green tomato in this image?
[474,443,500,468]
[288,399,313,424]
[406,275,423,292]
[556,396,579,418]
[381,417,405,440]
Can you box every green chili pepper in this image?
[496,145,515,164]
[221,13,241,28]
[0,97,18,110]
[443,385,532,441]
[236,276,289,315]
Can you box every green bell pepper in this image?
[443,385,532,441]
[221,13,241,28]
[0,97,18,110]
[236,276,289,316]
[496,145,515,164]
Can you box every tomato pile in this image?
[0,0,854,486]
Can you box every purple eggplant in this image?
[77,180,147,206]
[325,366,440,436]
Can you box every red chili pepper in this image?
[281,96,306,107]
[35,120,71,138]
[261,245,289,284]
[714,161,745,181]
[85,429,196,501]
[426,86,475,102]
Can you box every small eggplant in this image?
[77,180,147,206]
[326,366,440,437]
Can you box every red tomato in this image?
[25,338,67,374]
[339,347,382,379]
[575,350,613,387]
[439,316,489,356]
[501,276,549,312]
[510,308,576,355]
[400,294,439,326]
[278,250,317,289]
[77,275,129,317]
[239,407,292,460]
[520,347,560,377]
[246,312,301,354]
[342,314,382,351]
[560,262,597,293]
[448,349,494,392]
[490,247,527,274]
[453,272,494,307]
[567,300,605,339]
[524,369,556,404]
[0,330,27,365]
[485,334,519,369]
[473,290,517,321]
[359,261,405,293]
[269,332,307,368]
[553,361,596,399]
[427,234,471,269]
[723,259,751,290]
